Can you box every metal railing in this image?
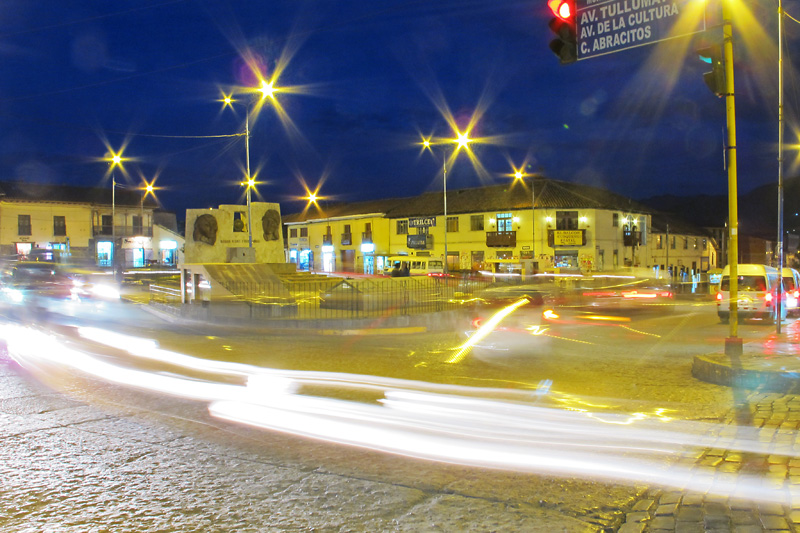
[149,276,495,321]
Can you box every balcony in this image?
[623,229,642,247]
[341,232,352,246]
[323,235,333,246]
[362,231,373,244]
[486,231,516,247]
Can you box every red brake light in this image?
[716,292,722,301]
[471,318,483,328]
[765,293,773,302]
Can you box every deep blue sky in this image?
[0,0,795,219]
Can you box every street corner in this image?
[692,353,800,394]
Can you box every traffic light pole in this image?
[720,0,749,426]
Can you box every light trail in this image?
[3,322,799,504]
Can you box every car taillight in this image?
[765,293,773,303]
[471,317,482,328]
[716,292,722,301]
[794,290,799,299]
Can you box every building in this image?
[0,181,178,268]
[283,178,719,276]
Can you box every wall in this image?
[184,202,284,264]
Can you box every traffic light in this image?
[548,0,577,64]
[698,45,725,97]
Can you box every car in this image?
[782,267,800,317]
[717,264,787,324]
[458,284,556,362]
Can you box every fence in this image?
[149,276,495,321]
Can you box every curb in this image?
[692,354,800,393]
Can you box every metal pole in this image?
[531,177,535,273]
[245,108,253,249]
[722,0,742,350]
[112,173,116,278]
[443,151,448,274]
[777,0,785,333]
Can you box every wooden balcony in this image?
[486,231,516,247]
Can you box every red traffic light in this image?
[548,0,573,20]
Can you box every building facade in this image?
[0,181,176,269]
[284,178,719,277]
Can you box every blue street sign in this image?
[576,0,705,60]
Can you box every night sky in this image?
[0,0,794,220]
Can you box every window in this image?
[613,213,619,227]
[417,226,429,235]
[53,216,66,236]
[397,220,408,235]
[694,238,699,249]
[497,212,513,232]
[290,228,298,238]
[670,236,676,249]
[556,211,579,230]
[365,222,371,233]
[300,227,308,237]
[133,215,143,234]
[344,224,351,234]
[446,216,458,232]
[470,215,484,231]
[703,238,707,251]
[101,215,112,235]
[683,238,688,249]
[18,215,31,236]
[656,235,663,250]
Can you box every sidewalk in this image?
[693,319,800,393]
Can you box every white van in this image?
[782,267,800,317]
[717,264,786,324]
[383,256,445,276]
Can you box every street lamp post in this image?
[423,132,471,275]
[515,171,535,273]
[245,109,254,248]
[223,80,278,250]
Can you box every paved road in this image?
[2,296,800,531]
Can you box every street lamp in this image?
[103,149,129,277]
[223,79,280,250]
[513,169,536,274]
[423,131,472,274]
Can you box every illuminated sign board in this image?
[576,0,705,60]
[551,230,586,246]
[408,217,436,228]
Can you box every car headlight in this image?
[90,284,121,300]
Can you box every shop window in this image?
[397,220,408,235]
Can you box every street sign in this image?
[576,0,705,60]
[409,217,436,228]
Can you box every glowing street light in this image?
[102,148,130,276]
[221,79,282,250]
[422,130,472,274]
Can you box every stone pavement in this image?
[122,286,800,531]
[618,319,800,532]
